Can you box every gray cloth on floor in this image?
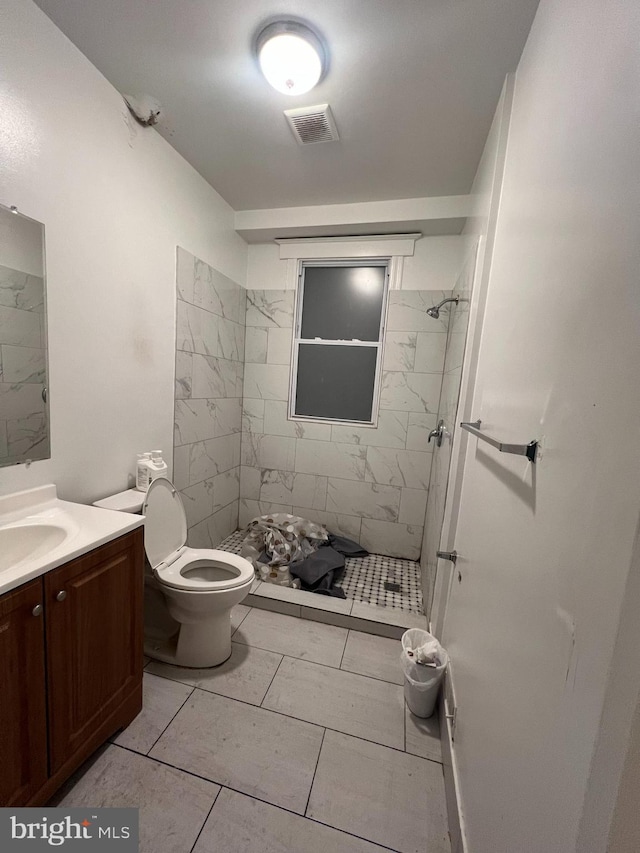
[289,547,347,598]
[243,522,366,598]
[324,533,369,558]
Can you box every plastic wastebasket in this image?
[401,628,448,718]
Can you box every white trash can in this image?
[401,628,448,718]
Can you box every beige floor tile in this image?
[263,657,404,749]
[405,705,442,763]
[307,730,450,853]
[112,673,192,753]
[194,787,392,853]
[146,642,282,705]
[234,607,348,667]
[51,744,219,853]
[231,603,251,633]
[149,689,323,814]
[341,631,403,685]
[299,606,353,630]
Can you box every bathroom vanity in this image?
[0,486,144,806]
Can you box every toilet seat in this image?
[156,547,254,592]
[142,478,253,592]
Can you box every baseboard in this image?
[439,669,468,853]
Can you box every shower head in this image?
[426,295,459,320]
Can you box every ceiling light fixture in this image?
[256,21,327,96]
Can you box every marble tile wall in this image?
[240,289,452,560]
[420,252,475,614]
[0,264,48,465]
[173,248,245,548]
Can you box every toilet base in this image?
[144,612,233,668]
[175,614,233,667]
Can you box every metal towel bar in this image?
[460,420,539,463]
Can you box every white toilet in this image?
[141,477,254,668]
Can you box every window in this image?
[290,261,389,425]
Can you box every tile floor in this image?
[51,605,449,853]
[219,530,424,615]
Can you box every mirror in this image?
[0,203,49,466]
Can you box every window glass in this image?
[294,344,378,422]
[300,265,385,341]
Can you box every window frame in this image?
[288,258,390,428]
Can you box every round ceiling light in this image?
[256,21,326,96]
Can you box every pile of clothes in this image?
[241,513,367,598]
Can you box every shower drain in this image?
[384,581,402,593]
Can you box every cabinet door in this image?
[0,579,48,806]
[45,530,143,774]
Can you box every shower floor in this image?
[218,530,424,615]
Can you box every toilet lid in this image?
[142,478,187,569]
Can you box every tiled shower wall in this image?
[239,289,453,560]
[0,264,48,465]
[421,250,475,612]
[173,248,245,548]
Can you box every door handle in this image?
[437,550,457,564]
[428,419,447,448]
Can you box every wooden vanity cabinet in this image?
[0,528,144,807]
[0,579,48,806]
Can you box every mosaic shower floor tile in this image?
[218,530,424,615]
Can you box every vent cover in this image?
[284,104,339,145]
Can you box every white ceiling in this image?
[34,0,539,211]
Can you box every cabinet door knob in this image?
[56,590,67,602]
[32,604,43,617]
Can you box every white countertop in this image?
[0,484,144,596]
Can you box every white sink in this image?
[0,484,144,595]
[0,522,71,573]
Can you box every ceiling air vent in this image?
[284,104,339,145]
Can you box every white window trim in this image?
[276,233,419,259]
[288,258,390,428]
[278,234,417,292]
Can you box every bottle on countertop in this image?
[149,450,168,482]
[135,452,152,492]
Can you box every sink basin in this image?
[0,523,70,573]
[0,484,143,596]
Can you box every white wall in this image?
[246,235,465,292]
[0,0,247,503]
[440,1,640,852]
